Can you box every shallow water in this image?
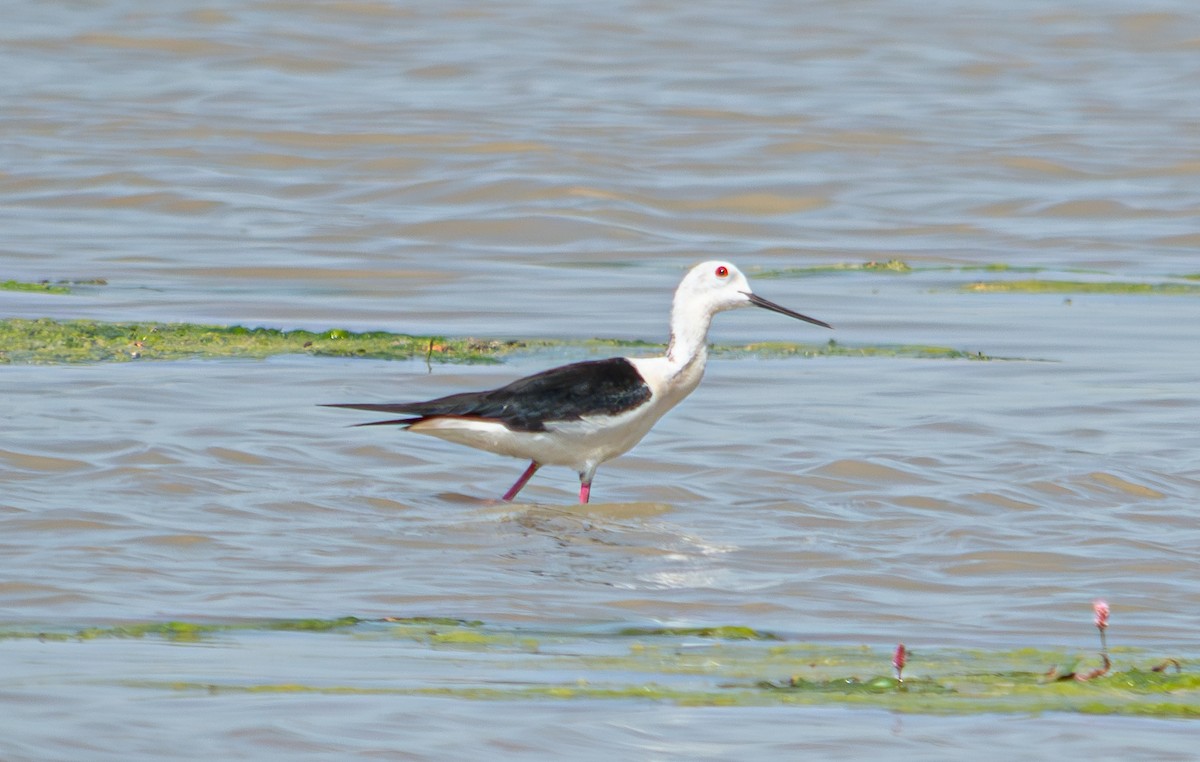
[3,0,1200,758]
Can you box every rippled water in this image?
[3,0,1200,758]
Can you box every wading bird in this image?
[326,261,830,503]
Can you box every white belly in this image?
[409,400,668,473]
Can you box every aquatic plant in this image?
[893,643,907,683]
[965,280,1200,295]
[1,279,72,294]
[1095,600,1110,655]
[3,615,1193,716]
[753,260,913,277]
[1,278,107,294]
[1045,600,1115,682]
[0,318,1006,364]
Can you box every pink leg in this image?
[579,481,591,504]
[501,461,540,502]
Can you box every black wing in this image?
[325,357,652,432]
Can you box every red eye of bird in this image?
[715,265,728,277]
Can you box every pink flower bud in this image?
[893,643,907,673]
[1093,600,1109,631]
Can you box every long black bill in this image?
[743,292,832,329]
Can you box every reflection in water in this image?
[490,502,735,590]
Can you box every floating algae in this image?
[3,618,1194,717]
[0,318,1005,364]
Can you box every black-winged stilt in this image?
[326,261,830,503]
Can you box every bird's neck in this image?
[665,302,713,371]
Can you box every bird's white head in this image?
[674,261,756,316]
[674,261,831,326]
[666,261,831,364]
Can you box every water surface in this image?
[3,1,1199,758]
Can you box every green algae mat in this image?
[753,261,1200,294]
[3,617,1193,717]
[0,318,996,364]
